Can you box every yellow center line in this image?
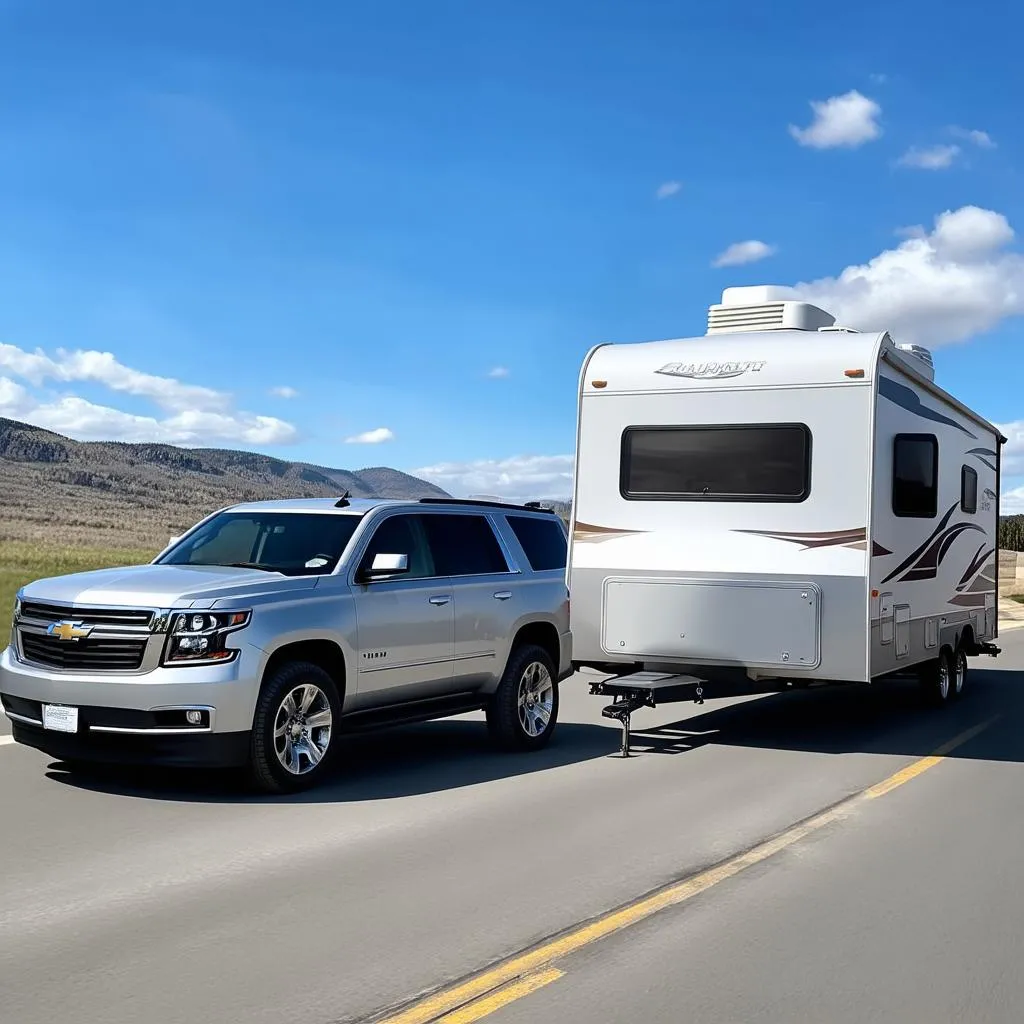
[373,714,1000,1024]
[433,969,564,1024]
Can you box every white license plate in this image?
[42,704,79,733]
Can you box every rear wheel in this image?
[486,644,559,751]
[919,649,953,708]
[249,661,341,793]
[951,645,969,699]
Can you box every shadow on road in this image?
[42,655,1024,803]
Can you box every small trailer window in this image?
[961,465,978,514]
[892,434,938,518]
[620,424,811,502]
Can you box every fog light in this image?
[186,710,203,726]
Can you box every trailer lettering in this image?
[655,360,767,380]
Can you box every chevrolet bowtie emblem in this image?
[47,620,94,642]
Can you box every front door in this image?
[352,513,454,703]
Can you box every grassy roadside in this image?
[0,541,157,629]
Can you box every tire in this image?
[249,661,342,794]
[486,644,559,751]
[919,649,954,708]
[951,645,969,699]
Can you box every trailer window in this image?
[892,434,938,518]
[961,465,978,515]
[620,424,811,502]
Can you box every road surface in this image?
[2,629,1023,1024]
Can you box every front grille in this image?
[20,602,153,628]
[19,633,148,671]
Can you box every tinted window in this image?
[421,514,509,576]
[893,434,938,518]
[961,465,978,515]
[621,425,811,501]
[359,514,436,579]
[505,515,567,571]
[159,512,363,575]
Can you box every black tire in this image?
[919,649,954,708]
[249,661,342,794]
[951,645,969,699]
[486,643,559,751]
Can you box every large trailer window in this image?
[892,434,938,518]
[620,424,811,502]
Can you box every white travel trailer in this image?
[568,286,1004,746]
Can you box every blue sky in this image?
[0,0,1022,503]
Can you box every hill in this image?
[0,417,450,548]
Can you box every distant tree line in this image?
[999,516,1024,552]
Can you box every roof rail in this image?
[417,497,557,514]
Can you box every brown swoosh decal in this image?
[573,522,646,543]
[735,528,873,551]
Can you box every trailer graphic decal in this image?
[879,502,986,585]
[947,543,997,608]
[572,522,645,544]
[878,376,977,439]
[733,527,891,555]
[967,447,998,471]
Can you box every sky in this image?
[0,0,1023,506]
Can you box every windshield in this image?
[157,511,364,576]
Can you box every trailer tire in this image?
[486,643,559,752]
[919,649,953,708]
[951,645,969,699]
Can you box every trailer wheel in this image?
[951,645,968,699]
[919,649,953,708]
[486,644,559,751]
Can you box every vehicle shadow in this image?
[42,718,619,804]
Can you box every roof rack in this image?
[417,497,557,514]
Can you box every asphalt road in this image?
[2,630,1023,1024]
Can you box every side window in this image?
[961,465,978,514]
[893,434,938,518]
[505,515,567,571]
[359,514,435,580]
[421,514,510,576]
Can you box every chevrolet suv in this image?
[0,497,572,793]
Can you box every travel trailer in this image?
[567,286,1004,747]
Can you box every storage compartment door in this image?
[602,577,821,670]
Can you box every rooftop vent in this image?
[896,342,935,382]
[707,285,836,335]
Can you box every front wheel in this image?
[249,661,341,793]
[487,644,559,751]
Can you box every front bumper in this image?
[0,641,264,767]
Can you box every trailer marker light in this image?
[591,380,608,389]
[844,369,865,378]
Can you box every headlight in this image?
[162,610,251,666]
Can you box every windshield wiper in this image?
[225,562,281,572]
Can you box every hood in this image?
[19,563,320,609]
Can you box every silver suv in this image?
[0,497,572,792]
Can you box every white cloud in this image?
[414,454,574,500]
[1002,486,1024,515]
[869,73,888,84]
[999,420,1024,477]
[897,144,960,170]
[789,90,882,149]
[270,385,299,399]
[950,126,996,149]
[656,181,682,199]
[0,343,227,412]
[712,240,776,268]
[487,366,510,379]
[0,376,297,445]
[792,205,1024,346]
[345,427,394,444]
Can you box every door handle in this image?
[493,591,513,601]
[429,595,451,606]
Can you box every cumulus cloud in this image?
[414,454,574,500]
[487,366,510,379]
[712,240,776,268]
[897,144,960,170]
[270,385,299,399]
[0,341,298,445]
[789,90,882,149]
[345,427,394,444]
[950,126,996,149]
[999,420,1024,477]
[792,205,1024,345]
[656,181,682,199]
[1003,486,1024,514]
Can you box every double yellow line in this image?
[373,716,998,1024]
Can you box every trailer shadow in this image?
[41,718,619,804]
[624,661,1024,765]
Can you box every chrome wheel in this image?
[517,661,554,738]
[273,683,333,775]
[953,649,967,695]
[937,657,951,701]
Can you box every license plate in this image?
[42,704,79,733]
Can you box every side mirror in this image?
[360,552,409,583]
